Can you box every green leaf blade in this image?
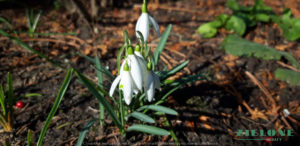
[153,24,172,67]
[127,124,170,136]
[76,119,96,146]
[127,112,155,123]
[74,71,122,130]
[138,105,178,116]
[37,68,73,146]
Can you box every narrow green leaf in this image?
[76,52,96,64]
[27,130,32,146]
[7,72,14,108]
[77,52,114,79]
[127,112,155,123]
[123,30,130,46]
[95,55,103,88]
[156,86,181,105]
[74,70,122,130]
[24,93,42,98]
[153,24,172,67]
[136,31,145,44]
[0,85,6,116]
[95,55,105,126]
[32,10,42,33]
[117,45,125,74]
[138,105,178,116]
[76,119,96,146]
[0,17,12,29]
[37,68,73,146]
[160,61,189,80]
[127,124,170,135]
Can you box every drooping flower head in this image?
[144,61,160,102]
[109,62,135,105]
[135,0,160,42]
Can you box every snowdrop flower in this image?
[135,1,160,42]
[109,62,134,105]
[134,45,147,75]
[123,46,144,91]
[144,61,160,102]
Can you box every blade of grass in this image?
[32,10,42,33]
[127,124,170,135]
[37,68,73,146]
[74,70,123,130]
[24,93,42,98]
[137,105,178,116]
[0,30,63,69]
[0,17,12,29]
[160,60,189,80]
[76,119,96,146]
[126,112,155,123]
[7,73,14,111]
[0,85,6,116]
[27,130,32,146]
[153,24,172,67]
[163,116,179,145]
[95,55,105,126]
[117,45,126,75]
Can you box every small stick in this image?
[160,55,172,69]
[277,61,300,72]
[281,115,293,130]
[245,71,276,109]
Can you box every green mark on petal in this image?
[147,61,152,70]
[124,62,130,71]
[135,45,141,52]
[128,46,134,55]
[120,84,124,89]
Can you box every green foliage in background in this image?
[198,0,300,41]
[221,35,300,86]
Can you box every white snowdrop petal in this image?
[146,74,155,102]
[149,15,160,37]
[109,75,121,97]
[136,13,149,42]
[134,52,147,76]
[120,71,133,105]
[134,51,143,58]
[128,55,143,91]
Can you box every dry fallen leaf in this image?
[199,115,210,122]
[202,123,215,130]
[251,108,268,121]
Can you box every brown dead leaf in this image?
[251,108,268,121]
[202,123,215,130]
[199,115,210,122]
[253,37,265,44]
[275,45,288,51]
[112,70,117,76]
[186,121,195,128]
[50,49,59,56]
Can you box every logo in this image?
[236,129,293,143]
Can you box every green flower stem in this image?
[142,0,147,13]
[164,116,179,145]
[119,90,125,134]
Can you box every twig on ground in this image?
[245,71,276,109]
[277,61,300,72]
